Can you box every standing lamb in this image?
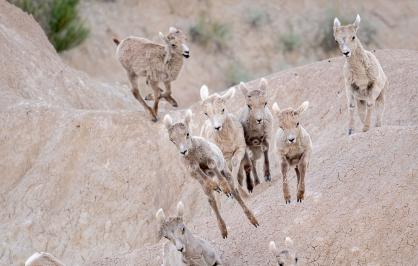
[272,101,312,203]
[200,85,255,194]
[156,201,222,266]
[114,27,190,121]
[333,14,387,135]
[269,237,298,266]
[25,252,65,266]
[239,78,273,185]
[163,110,259,238]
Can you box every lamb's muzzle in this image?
[182,44,190,58]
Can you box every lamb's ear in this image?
[156,208,166,224]
[176,201,184,218]
[333,17,341,32]
[159,32,169,44]
[163,114,173,130]
[269,241,279,255]
[259,78,268,94]
[184,109,193,127]
[239,82,248,96]
[169,26,178,34]
[295,101,309,115]
[272,102,281,114]
[222,87,235,100]
[353,14,361,30]
[285,237,294,249]
[200,85,209,101]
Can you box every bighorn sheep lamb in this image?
[163,110,259,238]
[269,237,298,266]
[272,101,312,203]
[200,85,254,193]
[239,78,273,185]
[157,201,222,266]
[114,27,190,121]
[25,252,65,266]
[333,14,387,135]
[273,102,312,204]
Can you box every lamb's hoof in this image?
[254,179,261,185]
[285,199,291,204]
[214,187,222,193]
[362,125,370,132]
[247,187,253,193]
[250,216,259,227]
[222,232,228,239]
[144,93,154,101]
[348,128,354,135]
[151,116,158,122]
[297,198,303,203]
[264,175,271,182]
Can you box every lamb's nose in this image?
[179,247,184,252]
[288,137,295,143]
[180,150,188,155]
[256,119,262,123]
[214,126,221,131]
[343,51,350,56]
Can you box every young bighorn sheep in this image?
[156,201,222,266]
[239,78,273,185]
[25,252,65,266]
[164,110,259,238]
[114,27,190,121]
[272,101,312,203]
[200,85,254,193]
[269,237,298,266]
[333,14,387,135]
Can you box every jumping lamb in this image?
[114,27,190,121]
[25,252,65,266]
[272,101,312,203]
[239,78,273,185]
[156,201,222,266]
[163,110,259,238]
[269,237,298,266]
[333,14,387,135]
[200,85,255,194]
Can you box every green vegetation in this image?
[246,8,270,28]
[278,24,301,53]
[189,15,230,51]
[225,62,251,87]
[10,0,89,52]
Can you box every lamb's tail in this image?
[113,38,120,45]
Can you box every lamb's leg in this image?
[215,168,259,227]
[295,166,300,187]
[240,152,254,193]
[163,81,179,107]
[251,159,260,185]
[297,154,308,202]
[231,147,246,192]
[356,99,366,124]
[149,81,162,121]
[347,93,356,135]
[263,141,271,182]
[375,89,385,127]
[281,158,290,204]
[363,101,374,132]
[128,72,156,121]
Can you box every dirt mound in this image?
[1,2,417,265]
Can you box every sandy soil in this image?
[0,1,417,266]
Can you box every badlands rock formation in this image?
[0,2,417,265]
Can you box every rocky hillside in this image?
[1,2,417,265]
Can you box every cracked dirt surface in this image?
[1,2,417,265]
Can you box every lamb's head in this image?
[239,78,269,124]
[159,27,190,58]
[156,202,188,254]
[272,101,309,144]
[200,85,235,131]
[164,110,193,156]
[333,14,361,58]
[269,237,298,266]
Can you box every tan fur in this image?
[334,15,387,134]
[25,252,65,266]
[273,101,312,203]
[157,202,222,266]
[164,110,259,238]
[269,237,298,266]
[116,27,190,121]
[200,85,254,194]
[239,78,273,185]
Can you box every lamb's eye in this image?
[264,102,267,107]
[352,36,356,40]
[335,40,338,44]
[181,227,185,234]
[296,122,300,127]
[171,44,176,47]
[247,105,252,110]
[164,236,169,240]
[186,132,190,137]
[204,112,208,116]
[221,108,225,113]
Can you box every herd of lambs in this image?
[25,14,387,266]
